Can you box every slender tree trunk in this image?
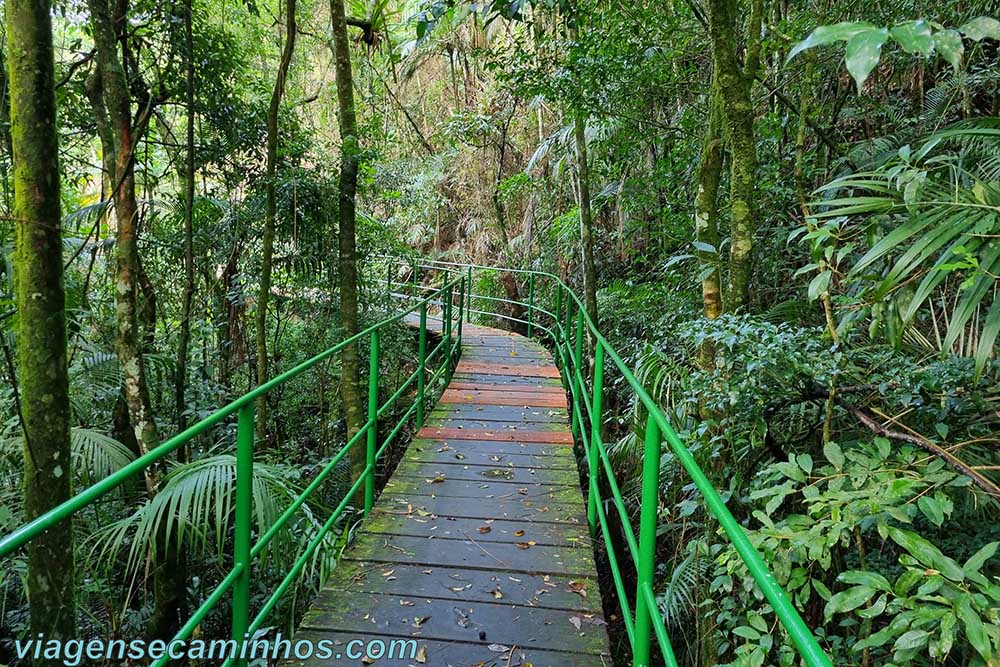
[574,116,598,327]
[695,86,724,366]
[176,0,196,436]
[7,0,76,652]
[330,0,366,494]
[0,46,13,214]
[256,0,297,434]
[86,0,185,638]
[707,0,760,312]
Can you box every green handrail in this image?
[0,263,466,667]
[409,258,833,667]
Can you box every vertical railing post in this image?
[633,413,662,667]
[572,309,585,442]
[365,331,379,514]
[587,341,604,535]
[416,303,427,428]
[555,284,563,342]
[527,273,535,337]
[457,277,465,346]
[466,265,473,321]
[444,285,453,377]
[411,259,418,298]
[232,403,254,666]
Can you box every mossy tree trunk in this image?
[256,0,297,435]
[706,0,761,313]
[695,85,724,366]
[330,0,366,495]
[86,0,185,638]
[9,0,76,652]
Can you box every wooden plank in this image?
[322,560,602,611]
[417,426,574,444]
[382,476,581,503]
[363,510,593,550]
[441,388,568,408]
[455,362,562,378]
[393,460,579,485]
[428,405,568,422]
[403,443,577,470]
[379,494,586,524]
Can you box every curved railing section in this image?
[393,258,832,667]
[0,266,468,667]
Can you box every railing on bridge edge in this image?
[391,258,833,667]
[0,266,469,667]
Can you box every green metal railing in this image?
[0,265,468,667]
[406,259,833,667]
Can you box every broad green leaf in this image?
[796,453,814,474]
[889,527,965,582]
[824,585,875,621]
[933,29,964,70]
[824,441,845,470]
[890,21,934,54]
[733,626,761,641]
[838,570,892,592]
[807,271,832,301]
[853,626,896,651]
[960,16,1000,41]
[963,541,999,576]
[893,629,930,651]
[775,460,806,483]
[918,495,944,526]
[845,28,889,92]
[957,597,992,660]
[786,22,874,62]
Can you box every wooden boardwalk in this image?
[288,323,611,666]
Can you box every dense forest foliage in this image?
[0,0,999,664]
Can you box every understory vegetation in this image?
[1,0,999,665]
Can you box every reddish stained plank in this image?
[440,389,567,408]
[446,381,566,395]
[455,361,562,378]
[417,426,574,444]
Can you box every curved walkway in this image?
[288,323,611,666]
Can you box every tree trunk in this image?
[707,0,760,312]
[330,0,366,495]
[86,0,185,639]
[175,0,196,436]
[0,46,13,214]
[695,86,724,367]
[7,0,76,652]
[574,116,598,327]
[256,0,297,434]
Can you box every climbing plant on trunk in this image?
[7,0,76,652]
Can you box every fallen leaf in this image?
[478,525,492,534]
[429,475,446,484]
[568,581,588,598]
[487,644,510,652]
[414,616,431,627]
[400,599,416,607]
[569,616,582,630]
[514,530,525,537]
[415,646,427,664]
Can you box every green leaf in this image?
[960,16,1000,41]
[824,585,875,621]
[838,570,892,592]
[963,542,998,578]
[918,495,944,526]
[823,441,845,470]
[845,28,889,92]
[893,629,930,651]
[796,453,814,474]
[786,22,874,63]
[933,29,964,70]
[957,597,992,660]
[775,460,806,483]
[807,271,832,301]
[813,579,832,601]
[889,527,965,582]
[733,626,761,641]
[890,20,934,54]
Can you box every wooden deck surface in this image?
[286,321,611,666]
